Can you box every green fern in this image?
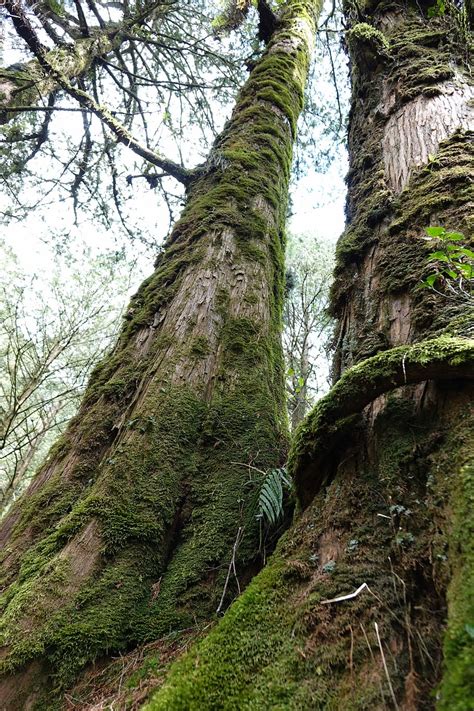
[256,467,291,526]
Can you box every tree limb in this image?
[2,0,196,184]
[290,335,474,509]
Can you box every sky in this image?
[1,0,349,299]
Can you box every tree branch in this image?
[290,336,474,509]
[2,0,196,185]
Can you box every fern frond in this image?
[256,467,291,526]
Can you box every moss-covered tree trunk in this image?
[0,1,321,706]
[142,2,474,709]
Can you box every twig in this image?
[321,582,369,604]
[325,31,343,130]
[349,624,354,682]
[401,354,407,384]
[230,460,266,476]
[216,526,244,614]
[374,621,400,711]
[360,623,386,703]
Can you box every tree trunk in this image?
[0,1,320,706]
[142,3,474,709]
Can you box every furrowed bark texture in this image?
[0,1,319,706]
[142,2,474,709]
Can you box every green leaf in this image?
[425,226,445,237]
[458,263,473,278]
[427,251,449,262]
[444,232,465,241]
[457,248,474,259]
[256,468,291,527]
[424,274,438,287]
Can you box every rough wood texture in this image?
[382,75,474,193]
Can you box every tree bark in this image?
[0,1,321,707]
[141,3,474,709]
[0,32,117,123]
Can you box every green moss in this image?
[144,407,445,709]
[289,335,474,507]
[189,336,211,357]
[346,21,391,66]
[436,454,474,710]
[330,3,471,331]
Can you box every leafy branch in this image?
[420,226,473,302]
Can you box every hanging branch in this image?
[3,0,198,185]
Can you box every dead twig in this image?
[216,526,244,614]
[374,621,400,711]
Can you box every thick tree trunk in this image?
[142,2,474,709]
[0,1,320,707]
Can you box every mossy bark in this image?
[0,33,116,123]
[142,2,474,709]
[0,0,321,707]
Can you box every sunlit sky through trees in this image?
[1,0,349,287]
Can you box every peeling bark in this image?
[382,74,474,193]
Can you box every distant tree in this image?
[283,235,333,429]
[0,241,133,513]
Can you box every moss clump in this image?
[436,454,474,710]
[346,21,391,67]
[189,336,211,357]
